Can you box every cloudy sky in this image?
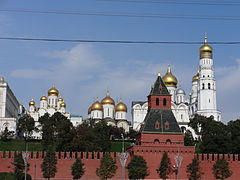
[0,0,240,123]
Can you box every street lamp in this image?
[22,141,29,180]
[119,134,128,180]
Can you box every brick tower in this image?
[129,72,195,179]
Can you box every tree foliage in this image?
[127,155,149,180]
[189,115,231,153]
[41,147,57,180]
[12,153,29,180]
[212,159,232,180]
[96,153,118,180]
[184,130,194,146]
[186,157,203,180]
[71,158,85,180]
[157,152,172,180]
[17,115,35,139]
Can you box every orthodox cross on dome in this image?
[204,31,208,43]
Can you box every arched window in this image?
[154,139,160,143]
[107,108,109,116]
[163,98,167,106]
[156,98,159,106]
[202,83,205,89]
[181,126,186,133]
[181,114,183,120]
[166,139,171,143]
[208,83,211,89]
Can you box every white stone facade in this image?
[0,77,22,135]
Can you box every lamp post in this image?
[22,140,29,180]
[119,134,128,180]
[174,154,183,180]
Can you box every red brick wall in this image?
[148,95,171,109]
[1,151,240,179]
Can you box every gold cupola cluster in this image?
[48,86,59,96]
[40,96,47,101]
[88,92,128,114]
[162,65,178,87]
[199,35,213,59]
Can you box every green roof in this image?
[142,109,182,133]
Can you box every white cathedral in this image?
[132,36,221,133]
[87,92,130,133]
[27,86,83,139]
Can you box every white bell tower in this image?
[197,35,221,121]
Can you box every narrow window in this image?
[107,108,109,116]
[208,83,211,89]
[181,114,183,120]
[156,98,159,106]
[202,83,205,89]
[163,98,167,106]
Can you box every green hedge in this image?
[0,140,42,151]
[0,172,32,180]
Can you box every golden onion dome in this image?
[58,98,64,102]
[60,102,66,108]
[88,105,92,114]
[48,86,59,96]
[162,65,178,87]
[40,96,47,101]
[192,73,200,82]
[101,92,115,105]
[199,35,213,59]
[29,99,35,106]
[91,100,103,111]
[115,99,127,112]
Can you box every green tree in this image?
[186,157,203,180]
[127,155,149,180]
[189,115,231,153]
[39,113,55,150]
[1,127,14,141]
[212,159,232,180]
[96,153,118,180]
[157,152,172,180]
[12,153,29,180]
[17,114,35,139]
[228,119,240,154]
[184,130,194,146]
[71,158,85,180]
[41,147,57,180]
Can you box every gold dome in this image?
[101,92,115,105]
[40,96,47,101]
[58,98,64,102]
[199,35,213,59]
[29,99,35,106]
[91,100,103,111]
[192,73,200,82]
[60,102,66,108]
[48,86,59,96]
[88,105,92,114]
[162,65,178,87]
[115,99,127,112]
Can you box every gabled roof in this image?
[149,75,170,96]
[142,109,182,134]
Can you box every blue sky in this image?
[0,0,240,123]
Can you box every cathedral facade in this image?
[27,86,83,139]
[132,36,221,133]
[87,92,130,133]
[0,77,23,135]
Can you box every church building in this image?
[87,92,130,133]
[27,86,83,139]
